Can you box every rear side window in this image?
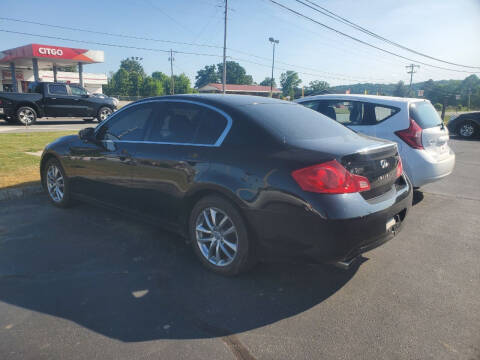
[27,82,42,94]
[147,102,228,145]
[409,101,442,129]
[97,103,154,141]
[374,105,399,122]
[48,84,67,95]
[311,100,363,125]
[302,100,399,126]
[239,103,354,141]
[70,85,87,96]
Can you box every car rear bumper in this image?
[404,148,455,187]
[245,175,412,263]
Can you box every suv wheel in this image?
[189,196,256,276]
[97,107,112,122]
[16,106,37,125]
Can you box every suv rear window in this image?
[409,101,442,129]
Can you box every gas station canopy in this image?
[0,44,104,92]
[0,44,104,68]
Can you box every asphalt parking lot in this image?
[0,138,479,360]
[0,118,97,133]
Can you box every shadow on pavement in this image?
[0,195,358,342]
[449,134,480,142]
[412,190,424,206]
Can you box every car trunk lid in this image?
[340,142,401,199]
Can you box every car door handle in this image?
[51,97,57,100]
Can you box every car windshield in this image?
[409,101,442,129]
[240,103,355,141]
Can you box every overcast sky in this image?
[2,0,480,86]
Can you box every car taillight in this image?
[396,157,403,178]
[395,118,423,149]
[291,160,371,194]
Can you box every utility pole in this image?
[406,64,420,96]
[468,88,472,110]
[222,0,228,94]
[169,49,175,95]
[269,37,279,97]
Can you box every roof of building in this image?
[198,83,282,93]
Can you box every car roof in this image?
[140,93,290,108]
[295,93,428,105]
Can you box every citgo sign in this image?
[38,47,64,56]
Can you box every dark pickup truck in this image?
[0,82,116,125]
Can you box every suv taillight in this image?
[395,118,423,149]
[291,160,371,194]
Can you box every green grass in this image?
[0,131,75,188]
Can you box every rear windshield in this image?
[239,103,354,141]
[409,101,442,129]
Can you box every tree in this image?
[260,77,276,88]
[164,73,193,94]
[305,80,330,96]
[174,73,193,94]
[216,61,254,85]
[128,72,143,97]
[142,76,164,96]
[195,65,219,88]
[393,81,407,97]
[112,68,130,96]
[280,71,302,98]
[120,58,146,77]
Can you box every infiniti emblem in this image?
[380,159,389,169]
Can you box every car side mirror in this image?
[79,127,96,142]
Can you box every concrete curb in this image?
[0,184,43,202]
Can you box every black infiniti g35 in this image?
[41,95,412,275]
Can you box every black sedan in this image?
[40,95,412,275]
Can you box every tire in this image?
[457,120,478,138]
[16,106,37,125]
[97,106,112,122]
[42,158,72,208]
[189,195,256,276]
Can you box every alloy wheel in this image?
[195,207,238,267]
[46,164,65,203]
[19,109,35,124]
[99,108,112,121]
[459,123,474,137]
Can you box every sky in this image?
[1,0,480,87]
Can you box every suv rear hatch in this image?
[408,101,450,161]
[341,142,403,200]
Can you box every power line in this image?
[267,0,480,74]
[0,16,389,82]
[298,0,480,70]
[0,29,223,57]
[0,17,224,50]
